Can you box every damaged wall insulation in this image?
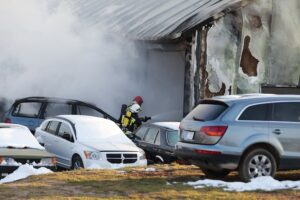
[186,0,300,110]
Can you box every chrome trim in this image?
[235,100,300,123]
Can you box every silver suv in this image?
[175,94,300,181]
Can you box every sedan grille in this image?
[106,153,137,164]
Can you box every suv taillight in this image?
[4,118,11,123]
[200,126,228,136]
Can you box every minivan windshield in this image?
[185,102,228,121]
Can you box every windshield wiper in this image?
[193,117,205,121]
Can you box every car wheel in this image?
[72,155,84,170]
[201,168,231,179]
[238,148,277,182]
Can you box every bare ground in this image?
[1,164,300,199]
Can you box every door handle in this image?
[273,129,282,135]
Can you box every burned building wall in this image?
[185,0,300,111]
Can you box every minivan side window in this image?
[239,104,269,121]
[46,121,60,135]
[44,103,72,118]
[144,128,159,144]
[12,102,42,118]
[77,105,104,117]
[272,102,300,122]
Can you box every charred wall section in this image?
[184,0,300,112]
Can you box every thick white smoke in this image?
[0,0,144,117]
[0,0,185,120]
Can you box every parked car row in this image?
[2,94,300,182]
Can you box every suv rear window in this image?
[13,102,42,118]
[185,102,228,121]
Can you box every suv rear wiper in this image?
[193,117,205,121]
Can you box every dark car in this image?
[2,97,117,133]
[131,122,180,164]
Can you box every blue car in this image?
[2,97,117,133]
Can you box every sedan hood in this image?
[79,141,140,152]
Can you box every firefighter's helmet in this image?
[133,96,143,106]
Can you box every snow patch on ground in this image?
[186,176,300,192]
[145,168,156,172]
[0,164,52,184]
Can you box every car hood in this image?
[0,148,53,158]
[79,141,140,152]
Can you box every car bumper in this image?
[84,159,147,169]
[0,165,56,174]
[175,143,240,170]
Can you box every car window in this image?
[239,104,269,121]
[41,121,50,131]
[44,103,72,118]
[166,130,179,146]
[58,122,73,141]
[154,132,160,145]
[46,121,60,135]
[135,126,148,140]
[272,102,300,122]
[144,127,159,144]
[77,105,104,117]
[185,102,228,121]
[12,102,42,118]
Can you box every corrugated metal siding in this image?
[65,0,244,40]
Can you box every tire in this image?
[201,168,231,179]
[238,148,277,182]
[72,155,84,170]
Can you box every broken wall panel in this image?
[185,0,300,111]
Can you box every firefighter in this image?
[119,96,151,133]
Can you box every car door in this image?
[41,120,60,154]
[55,122,76,168]
[269,102,300,162]
[140,126,160,162]
[133,126,149,146]
[160,130,179,163]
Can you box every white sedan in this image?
[35,115,147,169]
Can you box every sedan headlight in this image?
[84,151,101,160]
[139,150,146,160]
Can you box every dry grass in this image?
[1,164,300,199]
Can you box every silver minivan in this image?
[175,94,300,181]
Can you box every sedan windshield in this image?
[76,120,132,144]
[0,127,44,150]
